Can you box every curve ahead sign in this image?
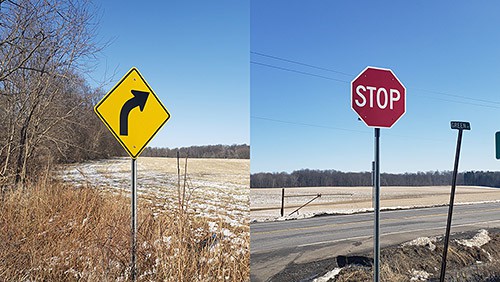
[351,66,406,128]
[94,67,171,159]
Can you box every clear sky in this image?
[90,1,249,148]
[251,1,500,173]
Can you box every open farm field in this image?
[61,157,249,229]
[251,186,500,222]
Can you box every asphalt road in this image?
[250,202,500,282]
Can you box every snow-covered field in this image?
[59,157,249,229]
[251,186,500,222]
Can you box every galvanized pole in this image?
[372,161,375,209]
[439,129,463,282]
[131,158,137,282]
[374,128,380,282]
[281,188,285,217]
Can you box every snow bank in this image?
[456,229,490,248]
[313,268,342,282]
[252,198,500,223]
[402,237,437,251]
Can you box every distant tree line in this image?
[463,171,500,187]
[142,144,250,159]
[251,169,500,188]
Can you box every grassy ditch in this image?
[0,181,249,281]
[335,229,500,281]
[269,228,500,282]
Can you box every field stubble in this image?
[251,186,500,221]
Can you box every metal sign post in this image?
[93,68,171,282]
[131,158,137,281]
[281,188,285,217]
[495,131,500,160]
[351,66,406,282]
[372,161,375,209]
[439,121,470,282]
[373,128,381,282]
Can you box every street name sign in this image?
[94,67,170,158]
[351,66,406,128]
[440,121,470,282]
[451,121,470,130]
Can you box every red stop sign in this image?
[351,67,406,128]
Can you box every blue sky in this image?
[90,1,249,148]
[251,1,500,173]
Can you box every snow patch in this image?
[456,229,490,248]
[208,221,218,233]
[252,209,373,223]
[252,200,500,223]
[221,228,235,238]
[402,237,437,251]
[410,269,430,281]
[313,268,342,282]
[252,205,461,223]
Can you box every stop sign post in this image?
[351,66,406,282]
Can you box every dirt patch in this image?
[269,228,500,282]
[269,257,339,282]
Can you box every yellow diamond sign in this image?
[94,67,170,159]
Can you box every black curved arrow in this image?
[120,90,149,136]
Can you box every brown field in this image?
[251,186,500,221]
[61,157,249,229]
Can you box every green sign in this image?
[496,132,500,160]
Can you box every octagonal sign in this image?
[351,66,406,128]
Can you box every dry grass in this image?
[0,180,249,281]
[333,229,500,281]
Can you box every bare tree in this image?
[0,0,118,186]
